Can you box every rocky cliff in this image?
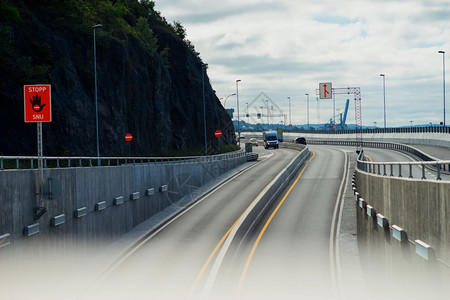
[0,0,236,156]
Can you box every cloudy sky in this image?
[156,0,449,127]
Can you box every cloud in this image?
[156,0,450,126]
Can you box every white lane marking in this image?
[200,170,286,299]
[329,150,349,297]
[93,156,268,287]
[200,150,302,299]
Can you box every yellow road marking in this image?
[238,150,316,291]
[364,154,373,172]
[189,180,269,297]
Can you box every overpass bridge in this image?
[0,130,449,299]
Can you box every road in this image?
[89,145,301,299]
[223,145,348,299]
[87,144,353,299]
[88,142,441,299]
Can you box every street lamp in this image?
[438,50,446,126]
[236,79,241,146]
[287,97,291,126]
[223,93,236,108]
[316,96,320,124]
[305,93,309,129]
[380,74,386,128]
[92,24,103,164]
[246,102,249,124]
[202,63,208,155]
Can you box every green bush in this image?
[136,16,158,54]
[0,0,21,23]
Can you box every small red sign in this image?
[125,133,133,141]
[24,84,52,122]
[214,130,222,138]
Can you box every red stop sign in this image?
[214,130,222,138]
[125,133,133,141]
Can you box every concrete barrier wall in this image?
[236,147,309,240]
[355,170,450,279]
[0,155,247,257]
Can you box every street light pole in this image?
[92,24,103,164]
[202,63,208,155]
[316,96,320,124]
[223,93,236,108]
[305,93,309,129]
[439,51,446,126]
[380,74,386,128]
[236,79,241,147]
[246,102,249,124]
[287,97,291,126]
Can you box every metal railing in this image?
[244,126,450,134]
[306,139,450,180]
[357,157,450,181]
[0,150,245,170]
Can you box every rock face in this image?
[0,2,236,156]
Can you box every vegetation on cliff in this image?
[0,0,237,156]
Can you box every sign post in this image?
[214,130,222,153]
[24,84,52,220]
[125,133,133,156]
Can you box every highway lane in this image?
[89,143,445,299]
[215,145,348,299]
[88,146,303,299]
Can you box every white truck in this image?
[263,131,279,149]
[276,130,283,142]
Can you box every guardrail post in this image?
[16,158,19,169]
[377,164,381,175]
[31,159,34,169]
[398,164,402,177]
[437,164,442,180]
[383,164,387,176]
[68,159,71,167]
[421,164,426,179]
[390,164,394,176]
[0,158,3,170]
[57,158,60,168]
[409,164,413,178]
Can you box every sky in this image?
[155,0,450,127]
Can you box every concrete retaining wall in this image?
[0,155,247,258]
[355,170,450,282]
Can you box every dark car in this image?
[294,137,307,145]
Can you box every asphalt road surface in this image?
[89,144,351,299]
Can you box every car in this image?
[249,138,258,146]
[294,137,307,145]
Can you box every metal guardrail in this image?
[0,150,246,170]
[357,156,450,181]
[306,139,450,180]
[245,125,450,135]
